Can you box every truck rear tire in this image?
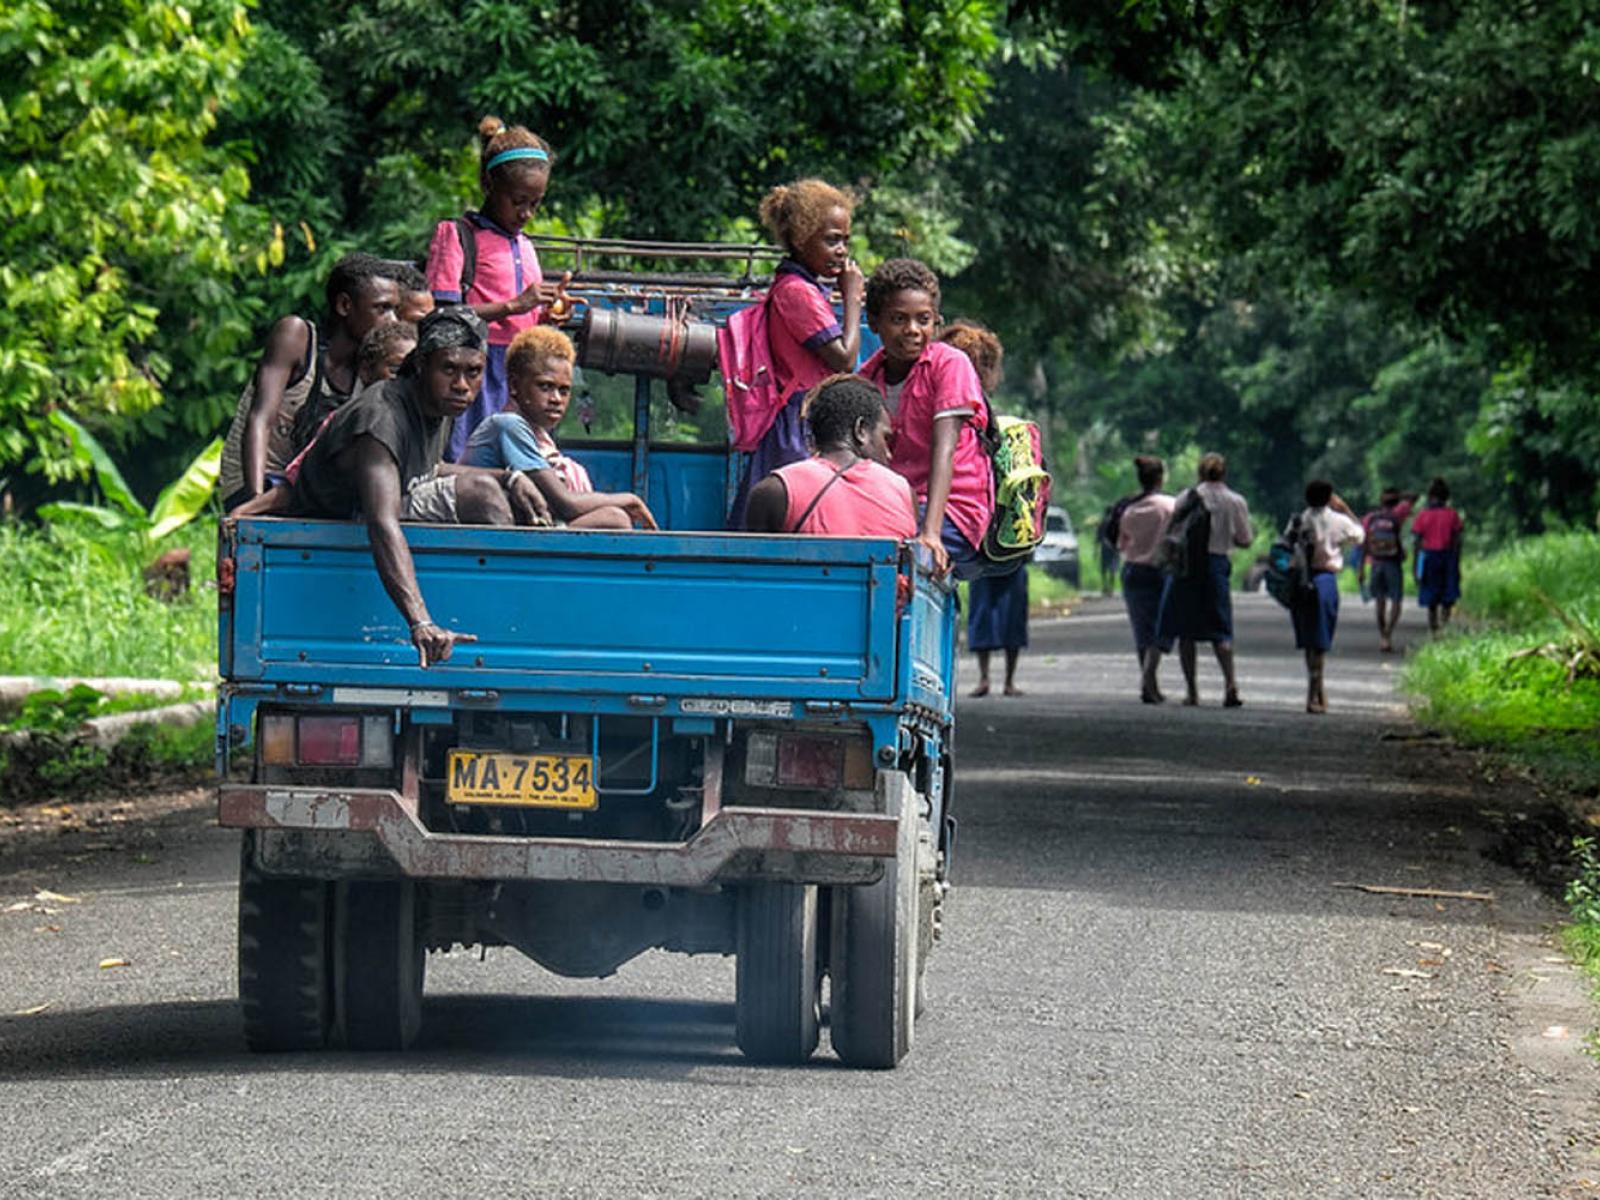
[237,832,333,1053]
[335,880,425,1051]
[828,774,919,1069]
[735,883,820,1063]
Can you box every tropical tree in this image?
[0,0,261,483]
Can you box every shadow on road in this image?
[0,994,758,1082]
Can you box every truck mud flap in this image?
[220,786,897,887]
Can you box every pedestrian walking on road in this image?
[1290,480,1365,714]
[1411,476,1464,633]
[938,319,1029,697]
[1357,486,1416,653]
[968,569,1029,697]
[1114,455,1176,702]
[1156,453,1253,707]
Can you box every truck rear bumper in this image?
[219,786,897,886]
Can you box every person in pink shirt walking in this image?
[1411,476,1465,632]
[425,115,571,462]
[859,259,997,581]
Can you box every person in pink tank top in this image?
[744,375,917,539]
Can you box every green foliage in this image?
[235,0,1003,249]
[1404,532,1600,795]
[0,0,260,481]
[0,713,212,803]
[0,683,207,735]
[1562,837,1600,994]
[1566,837,1600,930]
[2,684,109,734]
[0,519,218,680]
[36,414,221,541]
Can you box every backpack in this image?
[976,396,1052,563]
[1160,489,1212,579]
[1265,512,1317,610]
[454,216,479,296]
[1098,495,1136,551]
[718,295,786,452]
[1364,506,1403,560]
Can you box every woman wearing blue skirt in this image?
[1291,480,1365,714]
[1115,455,1177,702]
[968,567,1029,696]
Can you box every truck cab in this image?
[218,238,957,1067]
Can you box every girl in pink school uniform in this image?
[426,116,570,461]
[859,259,997,580]
[729,179,864,527]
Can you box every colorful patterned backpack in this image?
[977,401,1052,563]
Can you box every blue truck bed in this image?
[221,518,954,724]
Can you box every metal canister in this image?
[578,307,718,384]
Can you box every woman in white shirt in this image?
[1291,480,1365,714]
[1115,455,1177,702]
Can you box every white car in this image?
[1032,505,1080,586]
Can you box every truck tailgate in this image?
[226,520,904,702]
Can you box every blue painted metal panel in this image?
[230,520,907,702]
[566,444,728,532]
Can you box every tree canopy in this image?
[7,0,1598,537]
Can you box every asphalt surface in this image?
[2,592,1597,1198]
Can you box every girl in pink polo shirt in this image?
[728,179,864,527]
[426,116,571,461]
[860,259,995,579]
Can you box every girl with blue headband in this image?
[425,115,572,460]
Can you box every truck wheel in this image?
[735,883,820,1063]
[237,832,333,1053]
[335,880,425,1051]
[829,774,919,1069]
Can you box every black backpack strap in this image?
[976,389,1001,457]
[789,457,857,533]
[454,215,478,297]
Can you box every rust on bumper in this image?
[218,786,898,886]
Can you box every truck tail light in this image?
[745,732,875,791]
[260,713,392,768]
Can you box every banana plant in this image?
[37,411,222,542]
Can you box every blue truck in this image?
[216,239,958,1068]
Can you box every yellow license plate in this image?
[446,751,598,810]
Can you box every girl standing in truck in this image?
[728,179,864,527]
[859,259,995,580]
[425,116,571,461]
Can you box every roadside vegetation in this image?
[0,519,218,681]
[1403,531,1600,991]
[1404,532,1600,794]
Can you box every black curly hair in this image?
[381,259,428,293]
[806,374,885,449]
[325,252,394,312]
[865,258,940,319]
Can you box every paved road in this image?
[2,593,1596,1198]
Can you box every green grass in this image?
[1402,531,1600,794]
[0,712,212,803]
[0,518,218,681]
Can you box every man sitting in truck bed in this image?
[286,305,552,666]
